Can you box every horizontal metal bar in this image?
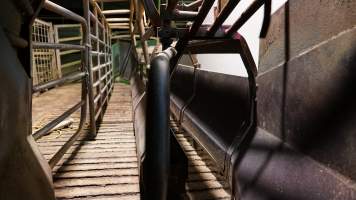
[58,36,82,42]
[102,9,130,15]
[98,39,105,45]
[61,60,82,68]
[32,42,85,50]
[176,0,203,11]
[106,18,129,22]
[170,10,198,21]
[90,34,97,41]
[93,79,100,87]
[109,26,130,29]
[43,0,86,25]
[33,71,85,93]
[33,101,84,140]
[91,51,106,56]
[54,24,81,28]
[108,23,130,26]
[94,93,101,104]
[100,80,110,94]
[94,82,113,120]
[93,62,111,71]
[100,70,111,81]
[90,35,107,46]
[95,104,103,120]
[60,49,81,56]
[33,52,53,56]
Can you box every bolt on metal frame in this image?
[31,0,114,167]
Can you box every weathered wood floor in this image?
[32,82,230,199]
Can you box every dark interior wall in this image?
[36,0,129,24]
[0,0,55,199]
[257,0,356,181]
[116,40,136,80]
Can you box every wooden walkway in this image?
[33,82,230,199]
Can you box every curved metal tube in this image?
[141,0,161,26]
[176,0,203,11]
[260,0,271,38]
[143,47,177,200]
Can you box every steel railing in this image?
[86,0,114,136]
[32,0,114,168]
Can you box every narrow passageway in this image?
[35,83,140,199]
[33,82,231,199]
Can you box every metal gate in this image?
[86,1,114,134]
[31,0,114,168]
[32,19,60,85]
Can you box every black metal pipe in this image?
[32,71,85,93]
[170,0,215,72]
[259,0,271,38]
[143,47,177,200]
[32,101,84,141]
[226,0,264,36]
[207,0,241,36]
[43,0,86,25]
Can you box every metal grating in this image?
[32,19,60,85]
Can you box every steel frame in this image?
[138,0,271,198]
[31,0,114,168]
[86,0,114,135]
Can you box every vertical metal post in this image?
[94,7,102,121]
[135,0,149,65]
[102,13,108,106]
[83,0,97,137]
